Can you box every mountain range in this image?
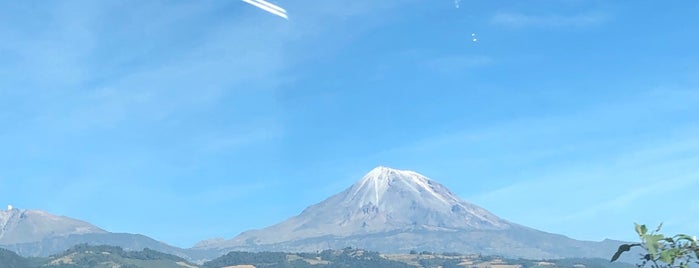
[0,166,629,262]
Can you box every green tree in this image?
[611,223,699,268]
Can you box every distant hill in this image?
[0,208,193,260]
[0,247,31,268]
[0,244,637,268]
[1,232,191,259]
[202,247,635,268]
[203,247,411,268]
[195,166,628,260]
[0,244,199,268]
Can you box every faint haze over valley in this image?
[1,0,698,250]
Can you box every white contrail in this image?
[241,0,288,19]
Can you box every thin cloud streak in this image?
[423,55,494,74]
[492,11,609,28]
[466,136,699,241]
[559,170,699,223]
[349,88,699,241]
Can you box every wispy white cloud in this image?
[491,11,609,28]
[556,169,699,222]
[1,0,289,136]
[0,0,292,217]
[464,129,699,240]
[423,55,494,74]
[348,88,699,240]
[198,123,284,154]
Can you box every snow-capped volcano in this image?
[203,166,511,248]
[195,166,625,259]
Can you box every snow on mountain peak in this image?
[309,166,510,233]
[349,166,458,208]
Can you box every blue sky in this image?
[1,0,698,248]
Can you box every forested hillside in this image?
[0,245,637,268]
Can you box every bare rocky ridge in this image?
[0,207,189,259]
[194,166,625,259]
[0,208,106,244]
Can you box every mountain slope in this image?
[195,166,625,259]
[0,247,31,268]
[1,232,192,259]
[0,244,200,268]
[0,207,191,259]
[207,166,510,247]
[0,208,106,245]
[42,244,198,268]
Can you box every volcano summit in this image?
[195,166,623,259]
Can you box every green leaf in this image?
[674,234,694,242]
[654,223,664,233]
[659,251,672,263]
[611,244,640,262]
[645,234,665,258]
[659,248,680,264]
[636,223,648,236]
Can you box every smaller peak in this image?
[3,205,20,213]
[193,237,226,248]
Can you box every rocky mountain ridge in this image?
[0,207,106,245]
[0,206,194,260]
